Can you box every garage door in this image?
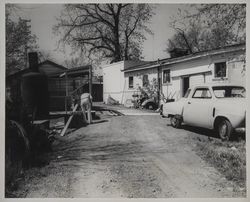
[189,74,205,87]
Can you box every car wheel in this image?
[145,102,157,110]
[170,115,182,128]
[218,119,233,141]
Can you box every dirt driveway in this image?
[11,109,243,198]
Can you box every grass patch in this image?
[189,135,246,189]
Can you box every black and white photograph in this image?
[3,1,247,199]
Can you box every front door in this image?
[183,77,189,97]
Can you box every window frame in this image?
[163,69,171,84]
[142,74,149,87]
[128,76,134,89]
[214,62,227,78]
[192,88,212,99]
[212,86,246,98]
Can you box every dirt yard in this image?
[8,108,246,198]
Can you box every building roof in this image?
[38,60,67,70]
[123,43,246,73]
[6,59,68,78]
[6,68,31,78]
[49,65,91,77]
[65,65,91,77]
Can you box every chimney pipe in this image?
[28,52,38,72]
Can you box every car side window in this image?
[192,88,212,99]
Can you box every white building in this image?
[102,60,150,104]
[103,43,246,105]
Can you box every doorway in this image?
[182,76,189,97]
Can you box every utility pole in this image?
[23,19,31,69]
[157,59,162,108]
[89,65,93,123]
[89,65,92,97]
[65,72,68,115]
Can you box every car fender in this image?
[141,98,156,107]
[213,109,245,129]
[162,98,186,117]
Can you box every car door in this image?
[183,87,213,128]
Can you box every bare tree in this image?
[64,57,87,68]
[38,50,54,63]
[167,4,246,54]
[54,4,154,63]
[6,5,38,73]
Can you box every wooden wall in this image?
[48,77,103,111]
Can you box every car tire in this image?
[145,102,157,110]
[170,115,182,128]
[217,119,233,141]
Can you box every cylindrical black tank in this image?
[21,72,49,120]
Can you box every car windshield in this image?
[212,86,245,98]
[184,89,191,98]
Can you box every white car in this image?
[162,83,246,140]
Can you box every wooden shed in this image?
[47,65,103,111]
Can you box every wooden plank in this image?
[50,110,95,116]
[33,120,50,130]
[60,104,78,137]
[65,72,68,115]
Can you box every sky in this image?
[11,4,190,68]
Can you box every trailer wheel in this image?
[170,115,182,128]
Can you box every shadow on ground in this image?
[181,125,218,139]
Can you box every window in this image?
[142,75,149,87]
[163,69,171,83]
[212,86,245,98]
[192,88,212,99]
[214,62,227,78]
[129,76,134,89]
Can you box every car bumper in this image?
[235,117,245,133]
[235,127,245,133]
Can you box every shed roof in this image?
[49,65,91,77]
[38,60,67,70]
[6,59,68,78]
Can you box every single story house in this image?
[103,43,245,105]
[102,60,151,104]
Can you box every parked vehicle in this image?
[132,92,158,110]
[162,83,246,140]
[141,97,158,110]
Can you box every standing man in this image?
[80,93,92,124]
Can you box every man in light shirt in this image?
[80,93,92,124]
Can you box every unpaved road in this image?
[13,110,242,198]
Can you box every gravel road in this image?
[13,110,242,198]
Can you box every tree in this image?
[54,4,154,63]
[167,4,246,54]
[38,50,54,63]
[64,56,87,69]
[6,5,38,73]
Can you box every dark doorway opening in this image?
[183,77,189,97]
